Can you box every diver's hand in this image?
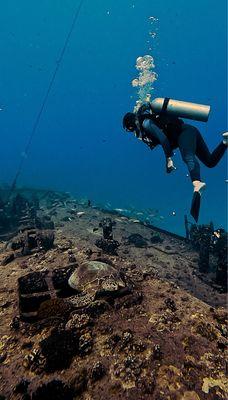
[166,157,177,173]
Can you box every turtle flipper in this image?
[69,292,96,308]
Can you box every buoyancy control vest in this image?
[136,102,184,148]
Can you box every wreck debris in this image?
[10,316,20,331]
[0,188,64,240]
[164,298,177,312]
[95,218,120,254]
[35,215,54,230]
[113,355,144,383]
[31,380,74,400]
[23,348,45,372]
[213,230,227,290]
[7,229,54,256]
[90,361,106,381]
[37,298,73,320]
[198,225,212,273]
[40,328,79,372]
[18,266,76,320]
[95,237,120,254]
[13,379,30,394]
[86,299,111,317]
[0,353,7,364]
[78,332,93,355]
[189,223,227,289]
[153,344,163,360]
[99,217,116,240]
[0,192,42,237]
[68,250,76,263]
[150,233,163,243]
[1,253,15,266]
[184,214,190,240]
[36,230,54,251]
[127,233,148,247]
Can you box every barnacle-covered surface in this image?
[0,190,227,400]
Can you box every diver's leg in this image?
[178,125,200,180]
[178,125,206,193]
[195,130,227,167]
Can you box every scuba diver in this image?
[123,100,228,221]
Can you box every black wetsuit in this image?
[138,105,227,181]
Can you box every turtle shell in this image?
[68,261,125,294]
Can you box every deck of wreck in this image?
[0,190,227,400]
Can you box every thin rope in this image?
[10,0,84,195]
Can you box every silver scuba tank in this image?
[150,98,210,122]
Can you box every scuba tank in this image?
[150,98,210,122]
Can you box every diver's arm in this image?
[142,119,173,158]
[142,119,176,173]
[141,135,157,150]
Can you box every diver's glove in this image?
[141,135,156,150]
[166,157,177,173]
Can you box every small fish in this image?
[77,212,85,217]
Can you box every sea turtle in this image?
[68,261,127,308]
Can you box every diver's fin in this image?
[222,131,228,146]
[190,192,201,222]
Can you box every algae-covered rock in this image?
[202,376,228,395]
[181,392,201,400]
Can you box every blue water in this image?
[0,0,227,235]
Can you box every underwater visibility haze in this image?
[0,0,227,235]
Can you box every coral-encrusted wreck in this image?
[0,189,227,400]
